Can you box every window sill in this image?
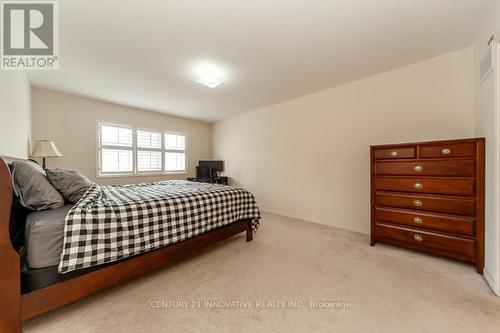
[97,172,188,179]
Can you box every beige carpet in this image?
[24,212,500,333]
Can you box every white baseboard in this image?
[484,267,499,296]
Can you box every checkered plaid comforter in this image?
[58,180,260,274]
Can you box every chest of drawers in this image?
[370,138,485,273]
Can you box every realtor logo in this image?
[1,1,59,70]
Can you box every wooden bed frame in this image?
[0,157,254,332]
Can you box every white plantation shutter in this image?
[101,125,133,147]
[136,130,162,172]
[137,130,162,149]
[137,151,162,171]
[165,133,185,150]
[99,124,133,174]
[165,152,186,171]
[164,133,186,172]
[101,149,133,173]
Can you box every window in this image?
[164,133,186,172]
[99,124,133,174]
[136,130,162,172]
[98,123,187,176]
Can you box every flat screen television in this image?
[198,160,224,172]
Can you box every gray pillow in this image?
[46,169,92,203]
[11,160,65,211]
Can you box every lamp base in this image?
[42,157,46,169]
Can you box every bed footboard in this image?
[0,158,21,332]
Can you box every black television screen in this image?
[198,160,224,172]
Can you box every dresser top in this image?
[370,137,484,149]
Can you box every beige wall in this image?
[213,48,474,234]
[473,2,500,294]
[31,87,211,185]
[0,72,31,159]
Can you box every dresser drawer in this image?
[420,142,475,159]
[375,160,475,177]
[374,223,475,262]
[374,177,475,196]
[375,207,475,236]
[374,147,415,160]
[375,192,476,216]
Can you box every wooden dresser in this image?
[370,138,485,273]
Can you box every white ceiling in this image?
[28,0,495,122]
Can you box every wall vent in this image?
[481,44,496,83]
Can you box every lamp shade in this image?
[31,140,63,158]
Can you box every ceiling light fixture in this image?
[196,71,222,88]
[194,63,225,88]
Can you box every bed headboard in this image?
[0,157,21,332]
[0,157,28,253]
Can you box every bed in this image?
[0,157,260,332]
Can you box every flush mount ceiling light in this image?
[193,62,226,88]
[196,70,222,88]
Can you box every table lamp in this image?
[30,140,63,169]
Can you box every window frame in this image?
[136,127,164,174]
[163,131,188,173]
[96,122,188,178]
[97,122,135,176]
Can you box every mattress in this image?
[25,204,73,269]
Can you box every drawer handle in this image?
[414,200,423,207]
[414,183,423,190]
[414,217,423,224]
[414,165,423,173]
[413,234,423,242]
[390,151,398,157]
[441,148,451,155]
